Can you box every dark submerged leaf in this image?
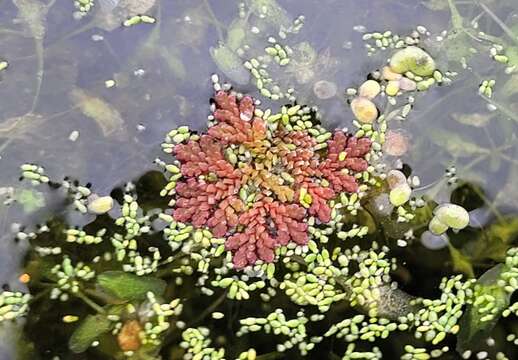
[69,314,113,353]
[457,264,511,353]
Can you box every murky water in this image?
[1,0,518,358]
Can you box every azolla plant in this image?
[165,87,371,268]
[2,40,518,360]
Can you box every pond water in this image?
[1,0,518,359]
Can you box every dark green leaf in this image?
[457,264,511,353]
[97,271,166,301]
[69,314,112,353]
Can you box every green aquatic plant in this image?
[1,1,518,359]
[1,43,516,360]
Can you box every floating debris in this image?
[389,46,436,76]
[398,77,417,91]
[382,66,402,81]
[313,80,337,99]
[350,97,378,124]
[371,193,394,216]
[358,80,381,99]
[387,170,407,189]
[117,320,142,352]
[87,196,114,215]
[385,80,400,96]
[383,130,410,156]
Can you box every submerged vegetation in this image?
[1,0,518,359]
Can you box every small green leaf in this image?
[69,314,112,353]
[457,264,511,353]
[97,271,166,301]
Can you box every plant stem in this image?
[448,0,465,30]
[203,0,225,42]
[255,352,284,360]
[479,95,518,124]
[28,288,51,304]
[76,290,105,314]
[476,1,518,46]
[189,290,227,326]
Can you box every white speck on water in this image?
[69,130,80,142]
[342,41,353,49]
[72,11,83,21]
[105,79,116,88]
[91,34,104,42]
[353,25,367,33]
[487,103,497,112]
[134,68,146,77]
[416,25,427,34]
